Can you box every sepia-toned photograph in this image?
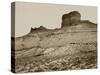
[11,2,97,73]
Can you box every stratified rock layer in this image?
[61,11,81,28]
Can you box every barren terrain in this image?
[12,23,97,73]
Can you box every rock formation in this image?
[61,11,81,28]
[30,26,48,33]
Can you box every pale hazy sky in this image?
[14,2,97,37]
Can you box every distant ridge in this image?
[12,11,97,39]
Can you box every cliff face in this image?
[61,11,81,28]
[12,11,97,72]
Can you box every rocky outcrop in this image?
[30,26,48,33]
[61,11,81,28]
